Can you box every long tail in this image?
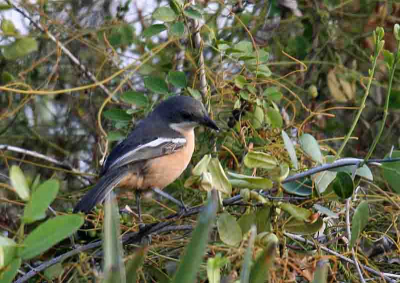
[73,168,130,213]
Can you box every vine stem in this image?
[335,30,384,160]
[364,39,400,162]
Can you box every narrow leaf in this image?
[103,194,126,283]
[312,259,329,283]
[249,235,278,283]
[126,248,147,283]
[281,130,298,170]
[171,190,218,283]
[240,226,257,283]
[350,201,369,248]
[280,203,312,221]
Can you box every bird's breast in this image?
[142,130,195,189]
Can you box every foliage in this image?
[1,1,400,282]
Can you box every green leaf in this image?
[23,179,59,224]
[120,91,149,107]
[187,87,202,100]
[240,226,257,283]
[235,75,247,89]
[266,107,282,128]
[249,234,278,283]
[183,7,202,20]
[142,24,167,38]
[244,151,278,170]
[382,150,400,194]
[281,130,298,170]
[299,134,323,163]
[208,158,232,195]
[280,203,312,222]
[192,154,212,176]
[167,71,187,88]
[126,248,147,283]
[237,213,256,235]
[171,190,218,283]
[0,258,21,283]
[44,263,64,280]
[382,50,394,69]
[312,259,329,283]
[217,212,242,246]
[284,217,324,235]
[350,201,369,248]
[207,254,229,283]
[0,236,17,268]
[1,19,17,35]
[10,165,30,201]
[250,106,264,129]
[144,76,169,94]
[227,172,272,190]
[103,195,126,283]
[107,131,125,142]
[330,171,354,199]
[235,41,253,53]
[3,37,38,60]
[256,207,271,233]
[170,22,185,37]
[20,215,84,259]
[312,171,337,194]
[103,108,132,122]
[153,7,177,22]
[263,87,282,102]
[282,178,312,196]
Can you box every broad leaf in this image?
[120,91,149,107]
[142,24,167,38]
[144,76,169,94]
[299,134,323,163]
[103,109,132,122]
[382,150,400,194]
[208,158,232,195]
[244,151,278,170]
[217,212,242,246]
[10,165,30,201]
[20,215,84,259]
[170,22,185,37]
[3,37,38,60]
[330,172,354,199]
[153,7,177,22]
[167,71,187,88]
[23,179,59,224]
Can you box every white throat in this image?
[169,122,198,134]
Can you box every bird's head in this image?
[152,95,219,132]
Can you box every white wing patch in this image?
[108,137,187,170]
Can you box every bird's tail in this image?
[73,168,130,213]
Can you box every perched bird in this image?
[73,95,219,217]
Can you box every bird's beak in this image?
[202,115,220,131]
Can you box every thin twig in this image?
[284,232,400,282]
[190,0,207,102]
[346,197,366,283]
[8,1,116,100]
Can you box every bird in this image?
[73,95,219,219]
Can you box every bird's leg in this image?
[135,190,144,228]
[152,187,188,214]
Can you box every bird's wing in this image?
[105,137,187,172]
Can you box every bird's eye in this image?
[181,112,192,120]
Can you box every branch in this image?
[284,232,400,283]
